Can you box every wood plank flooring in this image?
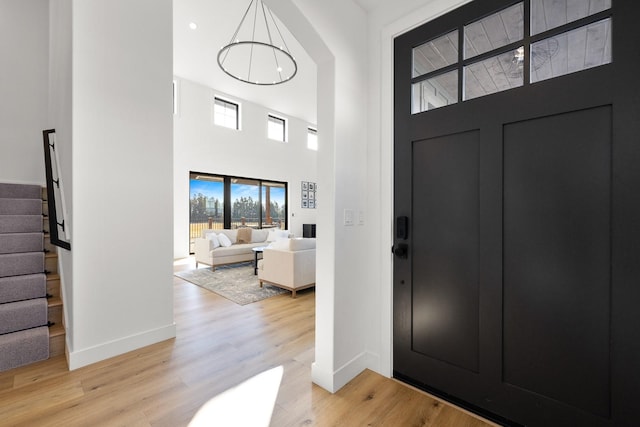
[0,258,496,426]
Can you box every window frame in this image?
[213,96,240,130]
[267,114,287,142]
[410,0,613,114]
[307,127,318,151]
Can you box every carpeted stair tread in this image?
[0,274,46,304]
[0,298,48,335]
[0,233,43,254]
[0,183,42,200]
[0,252,44,278]
[0,215,42,234]
[0,198,42,215]
[0,183,54,372]
[0,326,49,371]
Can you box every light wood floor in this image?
[0,258,496,426]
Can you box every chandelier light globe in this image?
[217,0,298,86]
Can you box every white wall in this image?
[48,0,74,351]
[69,0,175,369]
[267,0,371,392]
[0,0,49,185]
[173,78,318,258]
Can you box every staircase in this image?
[0,183,65,372]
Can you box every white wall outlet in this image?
[344,209,354,226]
[358,210,364,225]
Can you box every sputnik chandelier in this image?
[217,0,297,86]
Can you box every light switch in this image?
[344,209,354,226]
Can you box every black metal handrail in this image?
[43,129,71,250]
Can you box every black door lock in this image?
[392,243,408,259]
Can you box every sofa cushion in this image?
[218,233,233,247]
[237,227,252,244]
[212,244,257,257]
[251,229,269,243]
[289,238,316,251]
[207,233,221,249]
[267,229,289,242]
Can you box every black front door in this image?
[393,1,640,426]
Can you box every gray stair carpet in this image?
[0,198,42,215]
[0,215,42,233]
[0,183,42,199]
[0,274,46,304]
[0,232,43,254]
[0,326,49,372]
[0,182,49,372]
[0,298,48,335]
[0,253,45,278]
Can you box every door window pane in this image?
[413,30,458,78]
[465,3,524,59]
[464,48,524,101]
[412,70,458,114]
[531,18,612,83]
[531,0,612,36]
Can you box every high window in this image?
[214,97,240,129]
[411,0,612,114]
[172,80,178,115]
[268,114,286,141]
[307,127,318,150]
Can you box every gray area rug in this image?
[175,262,287,305]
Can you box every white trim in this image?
[313,351,378,393]
[68,323,177,370]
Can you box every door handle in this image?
[392,243,408,259]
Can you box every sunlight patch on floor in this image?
[188,366,284,427]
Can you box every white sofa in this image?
[257,238,316,298]
[195,228,289,270]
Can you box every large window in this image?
[214,97,240,129]
[267,114,286,141]
[189,172,287,253]
[411,0,612,113]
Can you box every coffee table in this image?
[252,246,267,275]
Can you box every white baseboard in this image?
[312,351,379,393]
[67,323,176,370]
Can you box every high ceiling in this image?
[174,0,318,124]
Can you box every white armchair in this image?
[257,238,316,298]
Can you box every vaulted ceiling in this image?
[173,0,318,124]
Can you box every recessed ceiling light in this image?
[189,22,198,30]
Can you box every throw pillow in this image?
[237,227,252,244]
[218,233,233,247]
[207,233,221,249]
